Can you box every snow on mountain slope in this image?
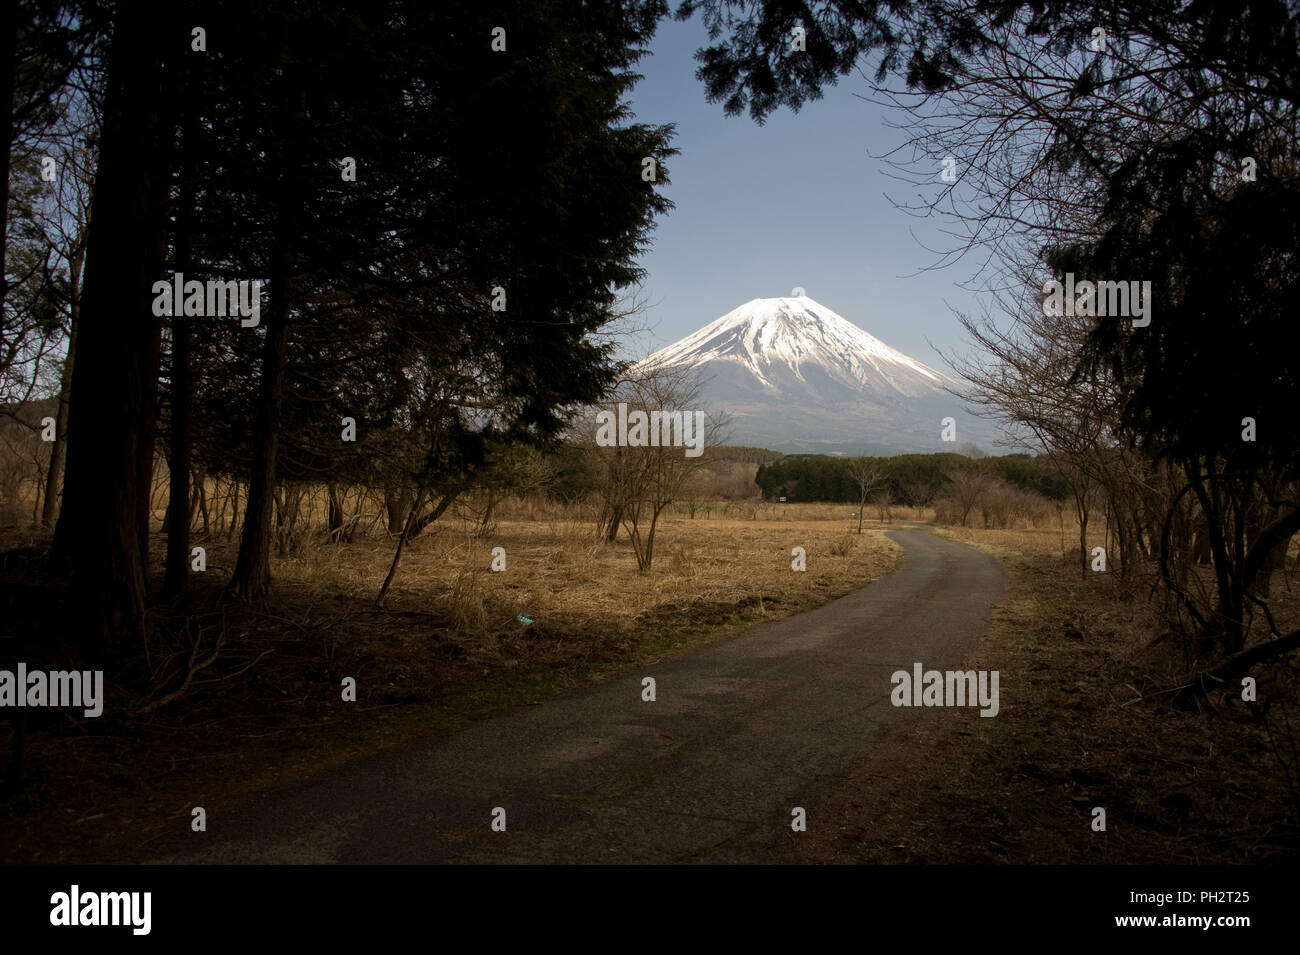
[637,296,992,454]
[645,296,951,399]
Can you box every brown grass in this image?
[0,503,901,863]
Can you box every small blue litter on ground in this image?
[517,614,533,625]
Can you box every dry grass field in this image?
[0,500,903,862]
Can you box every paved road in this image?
[135,524,1004,864]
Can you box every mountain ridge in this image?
[638,295,995,455]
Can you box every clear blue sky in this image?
[624,15,983,375]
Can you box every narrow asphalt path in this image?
[135,524,1004,864]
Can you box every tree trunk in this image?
[229,253,291,600]
[376,484,430,605]
[477,493,498,533]
[50,7,171,658]
[327,483,343,534]
[273,482,303,558]
[137,352,162,568]
[643,505,665,569]
[1188,467,1245,652]
[196,470,209,535]
[604,503,622,542]
[41,287,77,527]
[229,71,303,601]
[227,478,240,539]
[406,490,461,540]
[1073,485,1090,579]
[384,484,412,534]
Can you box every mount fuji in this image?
[638,295,994,454]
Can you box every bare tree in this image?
[942,460,995,528]
[469,443,557,537]
[847,457,883,534]
[579,360,726,570]
[871,488,893,525]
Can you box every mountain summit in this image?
[640,295,992,454]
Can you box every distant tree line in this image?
[755,453,1069,504]
[704,446,785,466]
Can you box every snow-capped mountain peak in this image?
[644,296,951,398]
[636,295,987,455]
